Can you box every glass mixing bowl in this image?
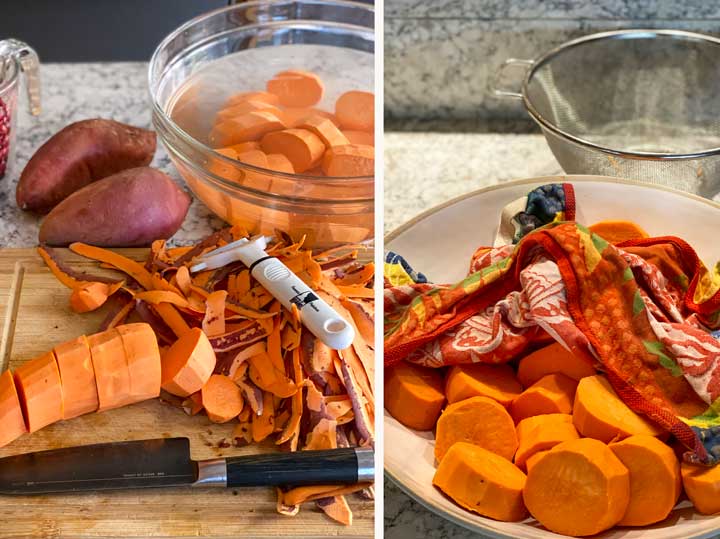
[149,0,374,248]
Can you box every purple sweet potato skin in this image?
[39,167,191,247]
[17,119,157,213]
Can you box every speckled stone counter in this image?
[0,62,223,248]
[384,131,561,234]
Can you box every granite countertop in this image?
[0,62,224,248]
[384,131,562,234]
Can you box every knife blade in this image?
[0,438,374,495]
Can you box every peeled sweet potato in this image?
[17,119,156,213]
[39,167,190,247]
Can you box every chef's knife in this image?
[0,438,374,495]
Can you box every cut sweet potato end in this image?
[161,327,217,398]
[435,395,518,463]
[13,351,64,433]
[573,375,664,443]
[384,362,445,431]
[202,374,244,423]
[445,363,522,406]
[433,442,527,522]
[0,370,28,447]
[523,437,630,536]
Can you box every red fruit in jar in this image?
[0,98,9,178]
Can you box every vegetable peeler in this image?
[189,235,356,350]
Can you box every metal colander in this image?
[493,30,720,197]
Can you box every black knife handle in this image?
[225,447,373,487]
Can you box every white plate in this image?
[384,176,720,539]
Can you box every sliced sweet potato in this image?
[341,130,373,146]
[215,100,283,123]
[573,375,664,442]
[335,91,374,132]
[266,70,324,108]
[510,373,577,424]
[0,370,28,447]
[384,362,445,431]
[17,119,156,213]
[87,329,133,412]
[525,449,550,474]
[609,435,681,526]
[260,129,325,173]
[225,91,281,107]
[201,374,244,423]
[682,461,720,515]
[588,220,649,245]
[523,438,630,536]
[117,323,161,402]
[514,413,579,470]
[54,335,99,419]
[321,144,374,177]
[161,327,217,397]
[209,112,286,147]
[13,351,64,432]
[445,363,522,406]
[298,115,349,149]
[516,342,596,388]
[433,442,527,522]
[435,396,518,462]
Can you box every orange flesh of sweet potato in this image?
[514,413,579,470]
[510,373,578,424]
[681,461,720,515]
[266,70,324,108]
[321,144,374,177]
[201,374,244,423]
[445,363,522,406]
[260,128,325,173]
[334,91,374,132]
[525,449,550,474]
[609,434,681,526]
[434,396,518,462]
[384,362,445,431]
[298,115,349,149]
[573,375,664,442]
[87,329,133,412]
[0,370,28,446]
[161,327,217,398]
[433,441,527,522]
[588,220,649,245]
[53,335,99,419]
[523,437,630,536]
[516,342,596,388]
[116,323,161,402]
[341,130,373,146]
[13,351,64,432]
[209,111,285,147]
[225,91,281,108]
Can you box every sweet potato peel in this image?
[42,226,374,525]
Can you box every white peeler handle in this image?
[249,256,355,350]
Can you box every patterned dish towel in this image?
[385,183,720,465]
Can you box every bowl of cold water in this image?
[149,1,375,248]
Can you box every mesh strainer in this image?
[492,30,720,197]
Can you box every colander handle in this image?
[490,58,534,99]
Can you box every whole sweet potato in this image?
[39,167,191,247]
[17,119,156,213]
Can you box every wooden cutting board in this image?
[0,248,373,539]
